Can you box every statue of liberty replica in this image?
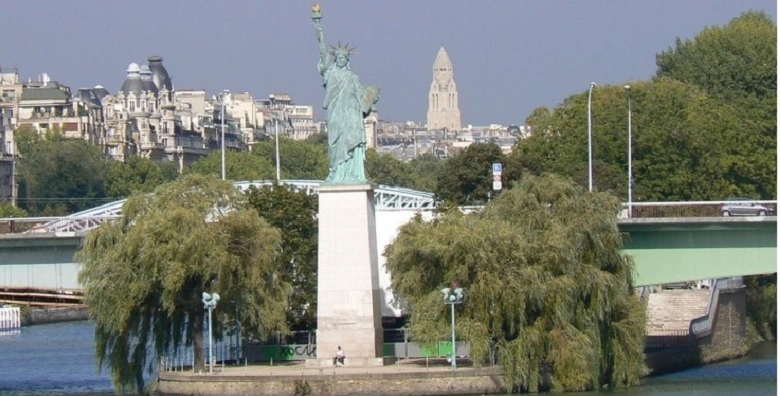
[312,3,380,184]
[308,4,385,367]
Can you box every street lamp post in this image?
[202,292,220,374]
[270,95,281,182]
[220,90,230,181]
[275,115,281,182]
[587,82,596,192]
[625,85,633,217]
[441,283,465,371]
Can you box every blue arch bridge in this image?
[0,180,775,318]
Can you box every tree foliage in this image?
[408,153,443,192]
[435,143,509,205]
[384,174,646,392]
[513,12,776,201]
[744,274,777,340]
[252,137,329,180]
[77,174,290,393]
[655,10,776,200]
[656,10,776,102]
[0,202,27,217]
[186,150,276,181]
[366,148,418,188]
[245,183,319,330]
[104,156,178,198]
[16,127,108,215]
[515,77,774,200]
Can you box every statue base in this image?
[314,184,384,365]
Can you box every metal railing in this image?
[645,330,690,350]
[622,200,777,219]
[1,198,775,235]
[0,215,120,234]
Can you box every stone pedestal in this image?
[311,184,384,367]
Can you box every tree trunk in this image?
[191,309,206,373]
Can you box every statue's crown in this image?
[329,41,358,57]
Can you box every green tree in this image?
[252,138,329,180]
[187,150,276,181]
[365,148,418,188]
[656,11,777,199]
[435,143,506,205]
[16,127,108,215]
[104,156,178,198]
[656,10,776,102]
[408,153,442,192]
[246,183,319,330]
[744,274,777,340]
[305,131,328,145]
[384,174,646,392]
[77,174,290,393]
[514,79,765,201]
[0,202,27,217]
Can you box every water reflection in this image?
[0,322,776,395]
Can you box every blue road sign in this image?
[492,163,503,175]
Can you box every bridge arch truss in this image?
[35,180,436,233]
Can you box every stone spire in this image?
[433,46,453,69]
[426,46,461,132]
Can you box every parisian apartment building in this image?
[0,57,324,204]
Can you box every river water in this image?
[0,321,775,395]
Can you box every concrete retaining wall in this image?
[694,287,749,363]
[20,307,89,326]
[645,287,748,375]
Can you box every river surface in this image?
[0,321,775,395]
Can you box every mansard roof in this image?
[147,55,173,91]
[119,63,145,96]
[20,86,70,102]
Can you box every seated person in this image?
[333,346,345,367]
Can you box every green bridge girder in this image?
[619,216,776,286]
[0,217,776,289]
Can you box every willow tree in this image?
[385,174,646,392]
[77,174,291,394]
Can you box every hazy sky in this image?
[0,1,775,126]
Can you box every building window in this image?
[128,101,135,112]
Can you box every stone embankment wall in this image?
[645,286,747,375]
[694,288,749,362]
[157,367,507,396]
[20,307,89,326]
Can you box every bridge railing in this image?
[1,200,776,235]
[623,200,777,218]
[0,216,120,234]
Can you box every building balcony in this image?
[165,146,210,156]
[139,142,163,150]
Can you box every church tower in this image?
[426,47,461,132]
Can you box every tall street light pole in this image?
[625,85,633,218]
[202,292,220,374]
[587,82,596,192]
[270,95,281,182]
[275,115,281,182]
[441,283,464,371]
[220,90,230,181]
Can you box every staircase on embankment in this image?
[645,289,710,336]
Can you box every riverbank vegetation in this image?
[384,174,646,392]
[77,175,291,393]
